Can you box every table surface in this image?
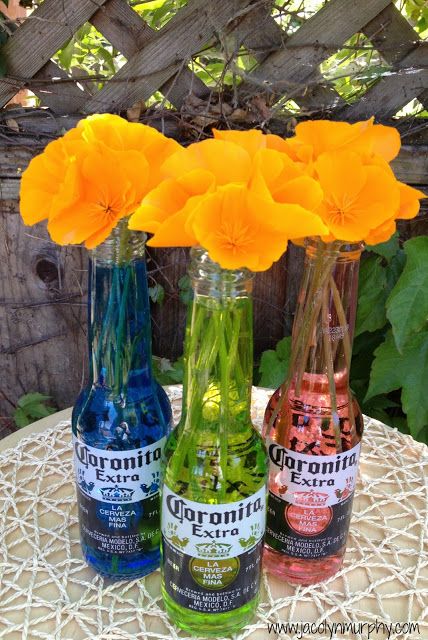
[0,386,427,640]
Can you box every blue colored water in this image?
[72,257,172,580]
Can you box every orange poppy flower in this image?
[20,114,180,248]
[364,182,426,245]
[314,150,401,242]
[250,148,323,215]
[129,135,328,260]
[129,138,253,246]
[213,127,299,161]
[47,148,149,248]
[289,118,401,166]
[190,184,291,271]
[129,169,215,246]
[20,135,84,225]
[71,114,181,190]
[365,219,397,246]
[396,182,426,219]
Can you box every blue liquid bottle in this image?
[72,224,171,579]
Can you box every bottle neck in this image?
[290,238,363,394]
[88,224,154,401]
[181,248,254,431]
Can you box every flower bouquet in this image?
[20,114,181,579]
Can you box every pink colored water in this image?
[262,374,363,585]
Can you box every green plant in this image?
[256,236,428,445]
[152,355,184,385]
[258,336,291,389]
[13,393,57,428]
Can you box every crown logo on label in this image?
[293,490,328,507]
[100,485,134,502]
[196,542,232,558]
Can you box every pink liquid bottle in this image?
[262,239,364,585]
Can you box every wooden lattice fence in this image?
[0,0,427,424]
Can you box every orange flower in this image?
[129,169,214,246]
[69,114,180,190]
[190,184,291,271]
[364,182,426,246]
[314,150,402,242]
[213,127,299,161]
[129,138,253,247]
[129,132,328,269]
[365,219,397,246]
[19,114,181,248]
[20,134,84,225]
[288,118,401,165]
[249,149,324,225]
[47,148,149,248]
[396,182,426,219]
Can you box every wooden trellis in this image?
[0,1,427,124]
[0,0,427,424]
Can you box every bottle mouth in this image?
[305,238,364,261]
[188,247,254,297]
[92,220,147,264]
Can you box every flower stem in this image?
[268,241,340,434]
[322,281,341,450]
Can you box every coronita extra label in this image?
[73,435,166,556]
[266,441,361,559]
[161,484,266,614]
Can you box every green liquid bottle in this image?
[161,248,268,636]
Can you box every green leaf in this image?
[97,46,116,74]
[355,255,388,336]
[258,336,292,388]
[149,283,165,304]
[134,0,169,9]
[386,237,428,351]
[27,404,56,419]
[258,350,286,389]
[366,329,428,437]
[13,407,30,428]
[17,393,52,409]
[152,356,184,385]
[385,249,406,292]
[367,232,399,263]
[178,275,193,305]
[361,394,400,423]
[275,336,292,362]
[57,37,75,70]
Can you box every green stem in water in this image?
[114,267,131,397]
[321,281,341,450]
[329,274,356,435]
[215,308,230,503]
[268,241,340,434]
[329,275,352,369]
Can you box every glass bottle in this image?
[161,248,267,636]
[263,239,364,585]
[72,222,172,580]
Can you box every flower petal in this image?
[147,205,198,247]
[248,190,328,238]
[163,139,252,185]
[270,175,323,210]
[191,184,289,271]
[365,218,397,245]
[396,182,426,219]
[315,151,367,205]
[212,128,266,157]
